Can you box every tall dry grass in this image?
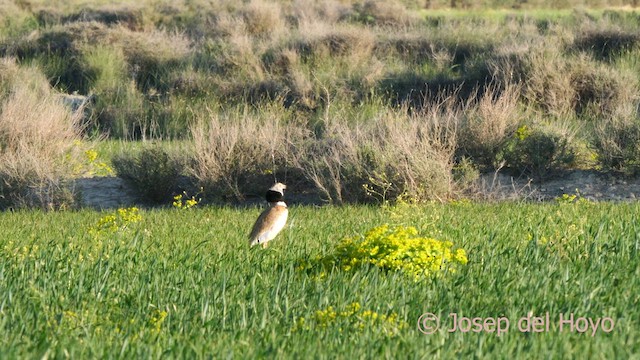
[241,0,287,39]
[523,48,637,118]
[457,84,522,169]
[4,1,640,205]
[189,97,459,204]
[0,59,83,209]
[293,99,459,204]
[190,105,305,201]
[592,115,640,174]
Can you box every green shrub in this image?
[1,22,109,93]
[83,44,155,138]
[83,44,139,137]
[108,26,191,92]
[94,80,149,139]
[83,44,185,139]
[303,224,468,280]
[500,125,576,180]
[452,157,480,192]
[0,3,39,39]
[112,146,185,204]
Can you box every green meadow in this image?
[1,202,639,358]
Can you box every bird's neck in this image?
[270,201,287,207]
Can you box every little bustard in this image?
[249,183,288,248]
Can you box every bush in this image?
[569,55,636,117]
[457,84,521,169]
[348,0,417,26]
[295,102,458,204]
[107,26,192,92]
[452,157,480,192]
[499,125,577,180]
[523,51,636,118]
[572,28,640,60]
[240,0,286,38]
[591,116,640,174]
[62,6,146,30]
[112,146,185,204]
[0,22,109,93]
[0,59,83,210]
[189,99,457,204]
[522,50,576,117]
[302,224,468,280]
[82,45,147,138]
[189,105,304,202]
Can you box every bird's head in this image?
[270,182,286,193]
[266,182,287,202]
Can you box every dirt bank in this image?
[75,170,640,209]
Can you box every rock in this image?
[57,93,95,126]
[74,177,138,209]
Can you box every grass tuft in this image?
[0,59,83,210]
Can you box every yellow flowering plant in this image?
[84,149,115,176]
[293,302,407,336]
[71,146,115,177]
[172,190,201,210]
[515,124,531,141]
[301,224,468,280]
[555,189,591,205]
[89,207,142,237]
[148,308,168,334]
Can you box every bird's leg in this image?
[262,242,269,249]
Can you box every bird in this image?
[249,182,288,248]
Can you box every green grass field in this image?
[1,202,638,358]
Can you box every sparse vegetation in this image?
[293,101,458,203]
[189,104,303,202]
[3,1,640,204]
[500,124,578,180]
[112,145,186,205]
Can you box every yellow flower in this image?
[311,224,468,280]
[516,125,531,140]
[85,149,98,162]
[294,302,407,336]
[148,309,168,333]
[172,191,200,210]
[89,207,142,238]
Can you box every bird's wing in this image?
[249,206,288,243]
[249,209,270,240]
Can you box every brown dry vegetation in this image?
[0,59,83,210]
[2,1,640,206]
